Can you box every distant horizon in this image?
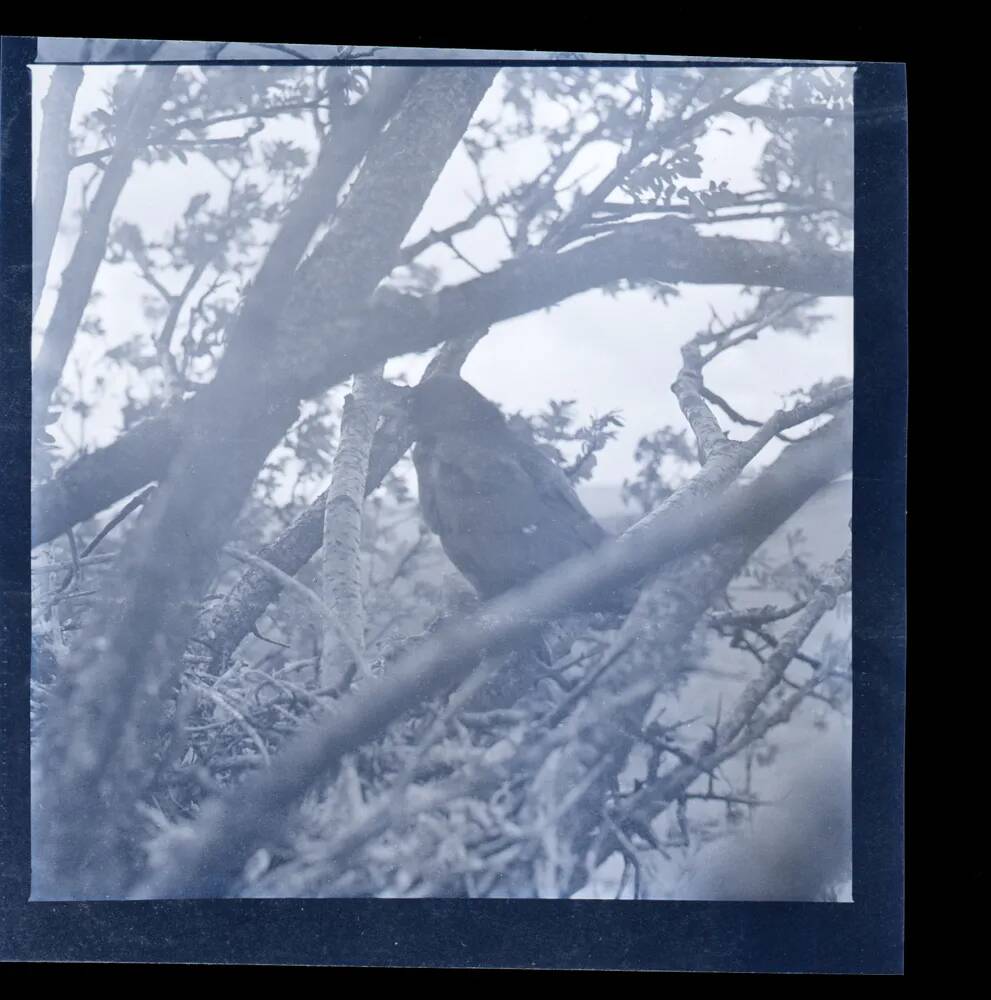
[577,471,852,520]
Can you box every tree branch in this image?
[222,68,425,366]
[33,65,84,318]
[32,67,499,901]
[501,405,853,895]
[320,370,384,688]
[32,404,183,547]
[221,546,362,671]
[620,546,852,831]
[192,412,412,670]
[32,225,851,547]
[32,66,179,435]
[30,67,423,549]
[130,407,852,898]
[716,546,851,748]
[192,331,489,669]
[70,99,338,168]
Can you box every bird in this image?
[405,374,615,605]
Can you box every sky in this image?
[32,63,852,495]
[28,53,856,902]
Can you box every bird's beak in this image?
[377,381,413,420]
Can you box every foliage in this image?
[622,426,700,513]
[31,60,854,900]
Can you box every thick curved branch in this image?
[221,67,425,366]
[32,66,178,433]
[31,405,183,547]
[500,407,853,895]
[32,225,851,547]
[289,219,851,405]
[33,67,499,901]
[131,408,852,898]
[29,68,422,549]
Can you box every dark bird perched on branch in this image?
[406,374,622,610]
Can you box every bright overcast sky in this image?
[32,65,853,492]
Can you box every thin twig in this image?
[222,545,365,674]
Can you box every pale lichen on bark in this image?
[33,66,497,900]
[320,369,386,688]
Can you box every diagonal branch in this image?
[32,224,852,547]
[194,410,412,670]
[717,546,851,747]
[33,65,84,318]
[504,405,853,896]
[131,407,851,898]
[193,331,490,669]
[223,67,425,365]
[32,65,179,435]
[620,546,852,831]
[33,67,499,902]
[222,546,363,673]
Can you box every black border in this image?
[0,39,906,970]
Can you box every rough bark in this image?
[31,404,183,544]
[31,225,852,547]
[213,67,424,367]
[193,332,489,670]
[33,67,498,900]
[320,371,384,688]
[490,407,854,896]
[195,420,407,670]
[131,409,851,898]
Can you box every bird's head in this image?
[406,374,505,436]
